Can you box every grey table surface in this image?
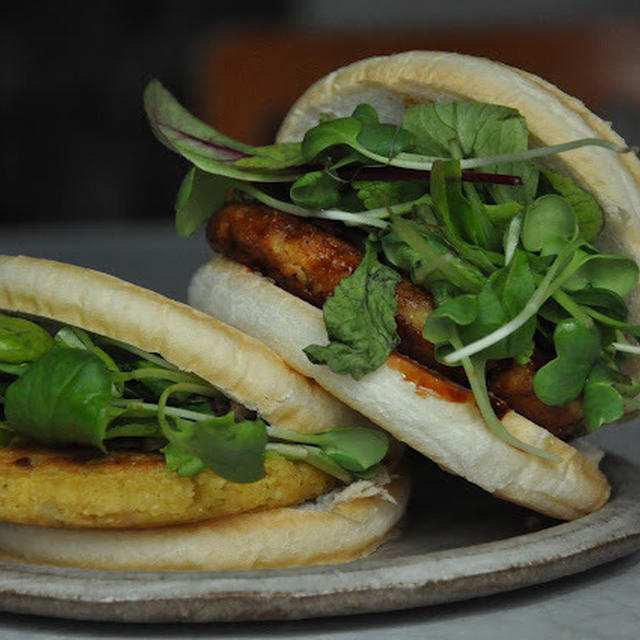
[1,222,640,639]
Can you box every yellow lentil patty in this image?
[0,444,336,528]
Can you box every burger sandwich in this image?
[144,51,640,521]
[0,255,408,569]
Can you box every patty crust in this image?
[0,444,337,528]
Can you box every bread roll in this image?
[0,255,408,569]
[187,51,639,520]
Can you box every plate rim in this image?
[1,452,639,622]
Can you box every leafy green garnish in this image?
[304,241,401,379]
[0,313,55,364]
[266,424,388,473]
[143,83,640,453]
[162,412,268,483]
[175,168,233,238]
[144,79,304,182]
[403,101,539,205]
[4,349,120,451]
[290,170,341,209]
[539,168,604,242]
[533,319,601,406]
[0,318,388,483]
[583,363,627,432]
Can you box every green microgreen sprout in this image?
[142,81,640,459]
[0,317,388,483]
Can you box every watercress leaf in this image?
[423,294,478,344]
[175,167,234,237]
[267,442,353,483]
[54,326,121,380]
[539,298,570,324]
[457,283,507,353]
[290,171,341,209]
[125,360,196,402]
[4,349,117,450]
[583,362,626,432]
[303,242,401,380]
[0,314,54,364]
[521,194,578,255]
[0,363,29,376]
[540,168,604,242]
[54,325,94,350]
[301,117,362,161]
[357,123,415,158]
[314,426,389,472]
[162,413,268,483]
[533,318,601,405]
[145,83,299,182]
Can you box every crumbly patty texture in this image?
[0,444,336,528]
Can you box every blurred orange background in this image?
[192,21,640,145]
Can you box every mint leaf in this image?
[304,242,401,379]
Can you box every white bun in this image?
[0,254,372,435]
[189,253,610,521]
[0,475,410,570]
[0,255,408,568]
[278,51,640,322]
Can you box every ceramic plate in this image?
[0,452,639,623]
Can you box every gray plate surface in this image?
[0,452,639,623]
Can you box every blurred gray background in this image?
[2,1,639,228]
